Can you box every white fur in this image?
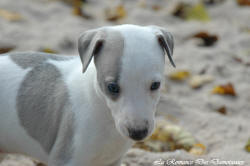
[0,25,167,166]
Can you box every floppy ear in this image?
[78,29,105,73]
[149,26,175,68]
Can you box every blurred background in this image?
[0,0,250,165]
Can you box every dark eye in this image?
[150,82,161,91]
[107,82,120,94]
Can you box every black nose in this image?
[128,128,148,141]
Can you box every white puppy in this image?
[0,24,175,166]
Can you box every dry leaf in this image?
[152,5,161,11]
[168,70,190,81]
[237,0,250,6]
[105,5,127,21]
[189,143,206,155]
[216,106,227,115]
[203,0,225,5]
[133,119,199,152]
[189,75,214,89]
[72,0,92,19]
[233,56,250,66]
[41,48,58,54]
[0,9,23,21]
[172,3,210,22]
[0,46,15,54]
[172,3,190,19]
[245,139,250,152]
[212,83,236,96]
[186,3,210,22]
[192,31,218,46]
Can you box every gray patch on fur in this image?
[17,62,71,154]
[49,111,75,165]
[9,52,74,69]
[94,30,124,100]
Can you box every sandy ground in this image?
[0,0,250,165]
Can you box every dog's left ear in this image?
[149,26,176,68]
[78,29,105,73]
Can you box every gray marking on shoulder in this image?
[9,52,74,69]
[17,62,71,154]
[94,30,124,101]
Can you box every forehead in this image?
[115,25,165,81]
[95,25,165,82]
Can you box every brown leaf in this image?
[216,106,227,115]
[105,5,127,22]
[212,83,237,96]
[203,0,225,5]
[0,9,23,21]
[152,5,161,11]
[192,31,218,46]
[233,56,243,63]
[237,0,250,6]
[233,56,250,66]
[172,3,190,19]
[0,46,15,54]
[41,48,58,54]
[71,0,92,19]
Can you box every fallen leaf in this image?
[212,83,236,96]
[0,9,23,21]
[192,31,218,46]
[189,75,214,89]
[105,5,127,21]
[203,0,225,5]
[186,3,210,22]
[168,70,190,81]
[189,143,206,155]
[152,5,161,11]
[245,138,250,152]
[137,0,146,8]
[237,0,250,6]
[233,56,243,63]
[216,106,227,115]
[0,46,15,54]
[133,119,200,153]
[172,3,210,22]
[72,0,92,19]
[41,48,58,54]
[233,56,250,66]
[172,3,190,19]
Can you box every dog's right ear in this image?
[78,29,105,73]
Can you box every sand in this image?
[0,0,250,165]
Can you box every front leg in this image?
[48,112,75,166]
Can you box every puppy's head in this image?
[78,25,175,141]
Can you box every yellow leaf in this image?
[245,139,250,152]
[41,48,58,54]
[186,3,210,22]
[134,119,200,152]
[169,70,190,81]
[211,83,236,96]
[0,9,22,21]
[189,143,206,155]
[105,5,127,21]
